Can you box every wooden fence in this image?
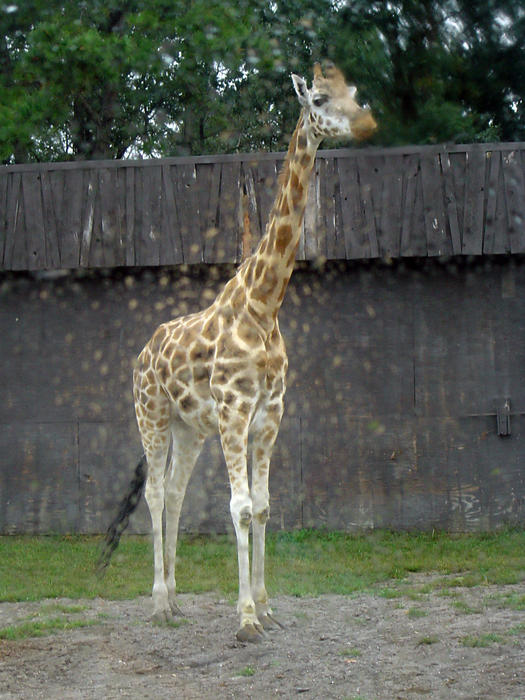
[2,143,525,271]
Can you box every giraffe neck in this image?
[240,113,319,331]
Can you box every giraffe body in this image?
[131,63,376,641]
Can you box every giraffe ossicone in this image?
[101,63,376,643]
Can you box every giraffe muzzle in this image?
[352,110,377,141]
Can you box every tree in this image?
[0,1,261,161]
[450,0,525,141]
[1,0,523,163]
[330,0,524,144]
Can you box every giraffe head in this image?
[292,62,377,142]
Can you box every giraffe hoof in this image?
[151,606,183,625]
[151,609,172,625]
[236,622,265,644]
[169,601,185,617]
[259,612,285,631]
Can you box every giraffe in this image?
[100,62,376,643]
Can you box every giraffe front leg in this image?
[230,489,264,643]
[219,411,263,643]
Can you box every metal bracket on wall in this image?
[496,399,511,437]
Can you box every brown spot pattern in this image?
[275,224,293,255]
[180,394,197,412]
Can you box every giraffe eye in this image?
[312,94,328,107]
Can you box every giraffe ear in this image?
[292,74,310,107]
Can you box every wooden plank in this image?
[135,166,160,266]
[21,172,47,269]
[47,171,65,268]
[171,163,200,264]
[439,152,462,255]
[501,149,525,254]
[303,162,319,260]
[0,173,9,267]
[319,156,339,259]
[83,170,104,267]
[98,167,125,267]
[202,162,222,262]
[194,162,215,217]
[493,153,511,253]
[409,160,427,257]
[8,176,28,269]
[79,170,98,267]
[337,156,369,259]
[241,161,262,246]
[3,173,21,268]
[331,158,347,260]
[420,153,450,256]
[148,165,163,265]
[253,158,278,232]
[160,164,182,265]
[196,162,224,256]
[483,150,502,254]
[448,151,467,253]
[216,161,241,263]
[59,168,84,267]
[125,167,136,266]
[40,171,60,268]
[400,155,420,257]
[356,155,379,257]
[131,166,145,265]
[113,167,126,266]
[462,148,486,255]
[379,154,403,258]
[309,159,324,260]
[368,155,386,256]
[180,163,202,264]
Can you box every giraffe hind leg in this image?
[143,432,172,623]
[164,424,205,616]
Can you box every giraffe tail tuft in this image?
[96,455,147,575]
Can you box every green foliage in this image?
[1,0,523,162]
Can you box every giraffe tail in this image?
[96,455,147,574]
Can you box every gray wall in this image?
[1,257,524,534]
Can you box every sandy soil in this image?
[0,576,524,699]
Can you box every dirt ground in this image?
[0,576,523,700]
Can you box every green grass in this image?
[484,591,525,610]
[453,599,484,615]
[340,646,361,657]
[236,665,256,677]
[0,529,523,603]
[0,616,102,641]
[461,632,505,647]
